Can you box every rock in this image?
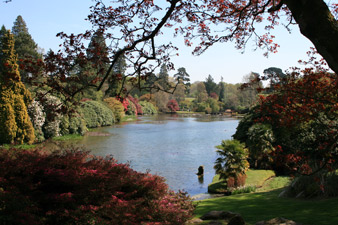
[200,211,239,220]
[295,191,305,199]
[255,217,303,225]
[185,218,204,224]
[197,165,204,176]
[278,190,287,198]
[228,215,246,225]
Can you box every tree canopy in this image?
[5,0,335,104]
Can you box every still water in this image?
[77,115,239,196]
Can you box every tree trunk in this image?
[284,0,338,74]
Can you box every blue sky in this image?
[0,0,314,83]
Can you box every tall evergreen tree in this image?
[106,53,127,97]
[0,29,35,144]
[174,67,191,94]
[204,74,217,96]
[12,15,42,82]
[158,64,169,90]
[218,76,225,102]
[86,30,109,68]
[0,25,7,59]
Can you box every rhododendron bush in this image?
[0,148,194,224]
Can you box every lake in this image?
[76,114,239,197]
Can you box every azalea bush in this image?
[0,148,194,224]
[103,97,125,122]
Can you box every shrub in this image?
[40,94,62,139]
[167,99,180,113]
[125,98,137,115]
[231,185,257,195]
[59,113,87,136]
[0,148,194,224]
[139,101,158,115]
[79,100,115,128]
[283,173,338,198]
[227,173,247,189]
[27,100,46,142]
[104,97,125,122]
[128,96,143,115]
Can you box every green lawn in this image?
[195,170,338,225]
[52,134,83,141]
[194,189,338,225]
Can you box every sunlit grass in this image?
[245,169,276,187]
[122,115,137,122]
[52,134,83,141]
[208,169,276,193]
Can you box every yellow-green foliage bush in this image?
[0,30,34,144]
[60,113,87,136]
[140,101,158,115]
[103,97,125,122]
[79,100,115,128]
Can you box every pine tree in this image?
[158,64,169,90]
[12,15,42,82]
[218,76,225,102]
[0,25,6,59]
[204,74,217,96]
[0,29,35,144]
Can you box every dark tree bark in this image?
[284,0,338,74]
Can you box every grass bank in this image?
[208,169,276,193]
[194,188,338,225]
[195,170,338,225]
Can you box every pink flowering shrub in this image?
[0,148,194,224]
[128,96,143,115]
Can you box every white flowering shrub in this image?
[27,100,46,142]
[41,94,62,139]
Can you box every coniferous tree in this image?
[106,53,127,97]
[0,30,35,144]
[12,15,42,82]
[174,67,191,94]
[0,25,6,59]
[218,76,225,102]
[204,74,217,96]
[158,64,169,90]
[86,30,109,68]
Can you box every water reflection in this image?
[198,175,204,184]
[76,114,238,196]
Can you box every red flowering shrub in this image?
[167,99,180,113]
[0,148,194,224]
